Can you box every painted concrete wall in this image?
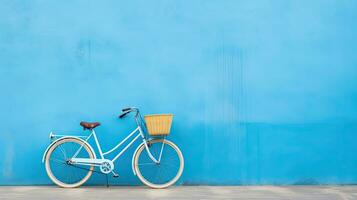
[1,0,357,185]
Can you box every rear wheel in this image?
[44,138,95,188]
[134,139,184,188]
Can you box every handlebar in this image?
[119,107,139,118]
[119,110,131,118]
[122,107,131,112]
[118,107,147,134]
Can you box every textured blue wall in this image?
[1,0,357,185]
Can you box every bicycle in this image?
[42,107,184,188]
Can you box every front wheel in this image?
[134,139,184,189]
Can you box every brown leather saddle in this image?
[80,121,101,130]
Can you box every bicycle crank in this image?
[99,160,115,174]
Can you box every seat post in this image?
[91,129,104,159]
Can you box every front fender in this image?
[41,136,96,163]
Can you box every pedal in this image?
[112,171,119,178]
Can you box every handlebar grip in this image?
[119,110,131,118]
[122,107,131,112]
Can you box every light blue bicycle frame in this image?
[74,125,161,164]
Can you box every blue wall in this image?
[1,0,357,185]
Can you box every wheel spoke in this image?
[58,145,68,160]
[49,158,66,164]
[138,162,156,166]
[160,163,177,167]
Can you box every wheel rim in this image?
[134,139,184,188]
[45,138,94,188]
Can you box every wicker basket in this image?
[144,114,173,136]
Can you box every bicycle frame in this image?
[70,125,160,165]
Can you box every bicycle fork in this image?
[143,138,166,164]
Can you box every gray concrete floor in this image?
[0,186,357,200]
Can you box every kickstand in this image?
[105,174,109,188]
